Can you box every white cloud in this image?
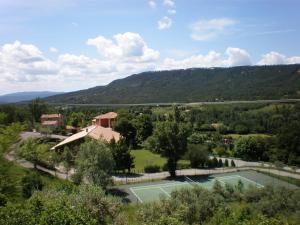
[1,38,300,95]
[190,18,237,41]
[49,47,58,53]
[168,9,176,14]
[163,0,175,7]
[257,51,300,65]
[86,32,159,62]
[223,47,251,66]
[158,16,172,30]
[148,0,156,8]
[159,47,251,70]
[0,34,160,93]
[0,41,58,82]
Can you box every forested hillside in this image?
[44,64,300,104]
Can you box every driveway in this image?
[20,131,67,140]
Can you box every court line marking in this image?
[234,175,264,188]
[131,182,189,190]
[215,175,242,180]
[159,187,171,197]
[215,175,264,188]
[130,187,143,203]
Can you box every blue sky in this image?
[0,0,299,94]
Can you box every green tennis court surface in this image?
[130,174,263,203]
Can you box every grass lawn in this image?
[131,149,190,172]
[225,133,272,140]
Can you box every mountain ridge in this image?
[44,64,300,104]
[0,91,63,103]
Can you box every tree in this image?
[0,193,7,207]
[133,114,153,144]
[62,146,73,178]
[74,140,115,189]
[212,157,219,168]
[0,112,7,125]
[69,112,85,127]
[231,160,236,167]
[146,122,188,176]
[218,159,223,167]
[21,172,43,198]
[277,121,300,165]
[234,137,267,161]
[110,139,134,173]
[173,105,181,123]
[28,98,47,123]
[224,159,229,167]
[188,144,209,168]
[18,138,41,168]
[114,117,137,148]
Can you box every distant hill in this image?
[0,91,63,103]
[45,64,300,104]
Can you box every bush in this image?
[188,144,209,168]
[0,193,8,206]
[177,162,191,170]
[224,159,229,167]
[212,157,219,168]
[144,165,161,173]
[21,172,43,198]
[218,159,223,167]
[231,160,236,167]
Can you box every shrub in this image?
[0,193,8,206]
[218,159,223,167]
[224,159,229,167]
[231,160,236,167]
[188,144,209,168]
[144,165,161,173]
[212,157,219,168]
[21,172,43,198]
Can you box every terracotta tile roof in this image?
[41,114,62,119]
[42,121,59,126]
[94,112,117,119]
[51,125,121,150]
[88,126,121,142]
[51,126,96,150]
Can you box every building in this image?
[92,112,117,128]
[41,114,64,128]
[51,112,120,150]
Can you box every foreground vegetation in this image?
[1,99,300,224]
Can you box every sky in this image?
[0,0,300,95]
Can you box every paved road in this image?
[20,131,67,140]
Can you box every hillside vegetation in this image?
[44,64,300,104]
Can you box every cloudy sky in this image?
[0,0,299,95]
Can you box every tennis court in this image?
[130,174,263,203]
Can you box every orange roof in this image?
[41,114,62,119]
[51,125,121,150]
[94,112,117,120]
[88,126,120,142]
[42,121,59,126]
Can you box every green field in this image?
[131,149,189,172]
